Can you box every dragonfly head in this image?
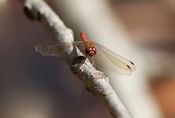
[85,47,96,57]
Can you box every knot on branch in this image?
[23,5,42,21]
[71,56,87,74]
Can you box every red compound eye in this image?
[88,47,92,50]
[92,47,96,51]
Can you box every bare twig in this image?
[23,0,132,117]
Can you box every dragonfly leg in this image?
[91,60,95,66]
[89,56,96,67]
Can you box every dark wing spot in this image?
[127,65,131,69]
[130,61,135,65]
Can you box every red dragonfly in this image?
[35,32,136,75]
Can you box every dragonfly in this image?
[35,32,136,75]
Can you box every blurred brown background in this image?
[113,1,175,118]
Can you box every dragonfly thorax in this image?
[85,47,96,57]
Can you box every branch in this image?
[23,0,132,117]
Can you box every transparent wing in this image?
[35,41,61,56]
[35,41,84,56]
[95,43,136,71]
[94,42,136,75]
